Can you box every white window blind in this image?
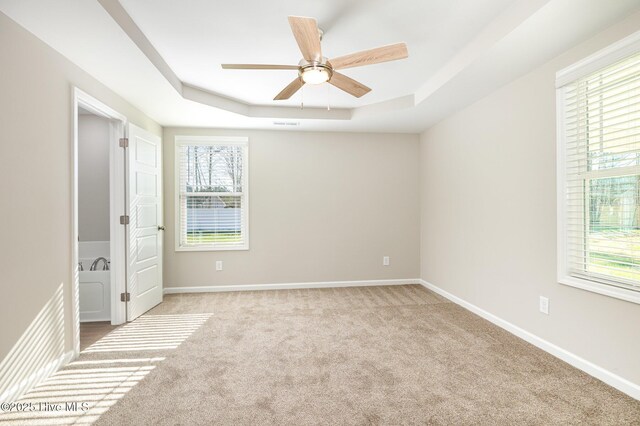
[175,137,248,251]
[561,50,640,292]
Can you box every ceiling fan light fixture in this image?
[300,65,332,85]
[222,16,409,100]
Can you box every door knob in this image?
[158,225,165,231]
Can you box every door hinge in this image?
[120,292,130,302]
[120,215,130,225]
[119,137,129,148]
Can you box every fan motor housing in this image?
[298,57,333,82]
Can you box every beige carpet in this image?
[2,285,639,425]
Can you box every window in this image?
[175,136,248,251]
[557,32,640,303]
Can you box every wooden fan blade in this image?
[221,64,299,70]
[274,78,305,100]
[288,16,322,62]
[329,72,371,98]
[329,43,408,70]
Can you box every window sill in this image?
[559,276,640,305]
[175,245,249,252]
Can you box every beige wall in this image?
[0,11,161,399]
[163,128,420,288]
[420,13,640,385]
[78,114,110,242]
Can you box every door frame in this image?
[71,87,128,357]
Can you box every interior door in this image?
[126,123,163,321]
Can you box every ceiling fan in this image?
[221,16,409,100]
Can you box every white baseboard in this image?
[0,350,74,403]
[419,279,640,401]
[164,278,420,295]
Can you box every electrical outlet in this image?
[216,261,223,271]
[383,256,390,266]
[539,296,549,315]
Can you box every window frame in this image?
[556,30,640,305]
[174,135,249,252]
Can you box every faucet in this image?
[90,257,109,271]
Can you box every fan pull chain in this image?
[300,85,304,109]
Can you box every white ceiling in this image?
[1,0,640,132]
[118,0,514,108]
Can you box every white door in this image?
[126,123,163,321]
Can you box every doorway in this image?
[72,89,128,355]
[71,88,164,357]
[77,108,113,325]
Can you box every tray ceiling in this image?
[1,0,640,131]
